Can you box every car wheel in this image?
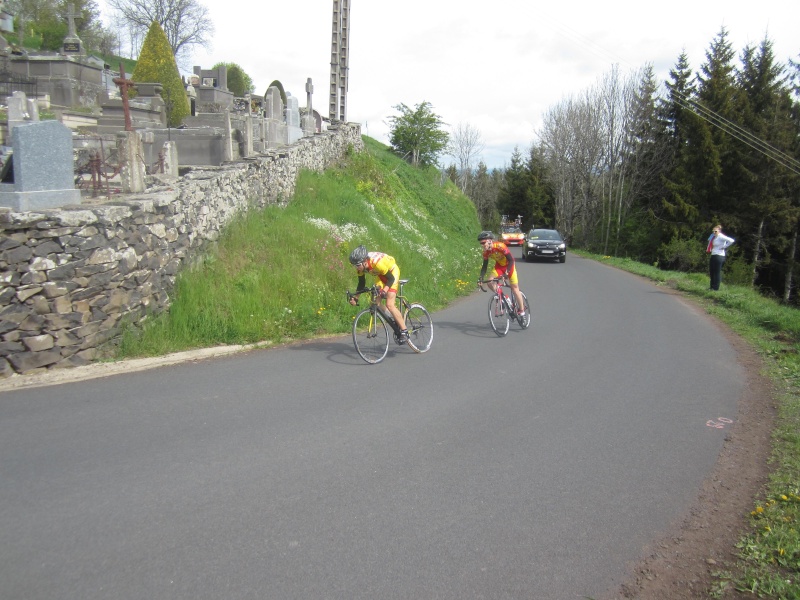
[559,255,566,263]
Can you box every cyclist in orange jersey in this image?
[477,231,526,316]
[348,245,408,342]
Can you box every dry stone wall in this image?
[0,123,362,377]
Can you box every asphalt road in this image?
[0,255,743,599]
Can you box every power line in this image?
[670,89,800,176]
[537,9,800,176]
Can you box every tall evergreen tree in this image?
[620,64,671,261]
[738,38,800,289]
[496,147,529,227]
[658,52,701,241]
[132,21,190,127]
[695,28,741,224]
[469,161,499,229]
[525,143,555,230]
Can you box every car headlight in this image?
[558,243,566,249]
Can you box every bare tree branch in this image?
[107,0,213,59]
[446,122,485,193]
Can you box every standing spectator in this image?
[707,224,735,291]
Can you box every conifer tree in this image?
[525,144,555,231]
[469,161,499,229]
[695,28,741,223]
[738,38,799,286]
[496,147,529,227]
[657,52,700,241]
[132,21,189,127]
[622,65,672,261]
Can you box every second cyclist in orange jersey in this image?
[477,231,526,316]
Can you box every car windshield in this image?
[502,226,522,234]
[528,229,563,241]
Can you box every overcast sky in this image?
[112,1,800,169]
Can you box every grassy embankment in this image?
[116,134,798,597]
[579,253,800,598]
[116,136,480,356]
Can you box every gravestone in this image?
[116,131,146,193]
[302,78,316,135]
[0,120,81,210]
[192,65,233,111]
[186,81,197,116]
[264,85,286,148]
[7,91,39,134]
[285,93,302,144]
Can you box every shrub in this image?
[132,21,189,127]
[657,237,706,272]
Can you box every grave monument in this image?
[0,119,82,210]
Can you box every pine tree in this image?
[695,27,740,223]
[658,52,701,240]
[622,65,672,261]
[496,147,529,227]
[738,37,799,288]
[132,21,189,127]
[525,144,554,230]
[469,161,499,229]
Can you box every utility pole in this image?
[329,0,351,124]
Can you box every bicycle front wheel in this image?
[488,295,510,336]
[352,309,389,364]
[404,304,433,353]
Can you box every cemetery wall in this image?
[0,123,363,377]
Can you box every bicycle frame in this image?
[348,283,410,335]
[479,277,516,310]
[478,276,530,335]
[347,280,434,363]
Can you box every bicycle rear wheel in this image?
[352,309,389,364]
[404,303,433,353]
[488,295,510,336]
[517,292,531,329]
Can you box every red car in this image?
[500,225,525,247]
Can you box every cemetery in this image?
[0,4,360,377]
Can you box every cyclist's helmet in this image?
[477,231,495,242]
[349,244,368,265]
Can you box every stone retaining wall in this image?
[0,123,363,377]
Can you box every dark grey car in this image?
[522,229,566,262]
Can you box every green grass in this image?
[115,136,480,356]
[577,251,800,598]
[115,136,800,597]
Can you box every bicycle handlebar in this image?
[346,285,380,305]
[477,276,508,292]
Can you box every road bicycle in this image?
[346,279,434,364]
[478,276,531,336]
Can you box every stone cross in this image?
[66,3,77,37]
[306,78,314,115]
[113,63,135,131]
[62,2,83,54]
